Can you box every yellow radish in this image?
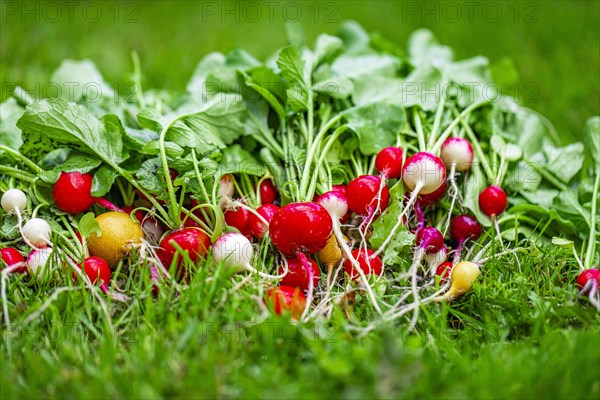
[435,261,480,301]
[87,212,143,267]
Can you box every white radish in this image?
[212,232,286,280]
[1,189,27,214]
[22,218,52,248]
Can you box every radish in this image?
[346,175,390,217]
[440,137,473,230]
[212,232,284,279]
[316,234,345,286]
[269,202,332,256]
[278,256,320,292]
[75,256,111,293]
[450,214,482,262]
[1,189,26,214]
[218,174,235,198]
[0,248,26,273]
[424,246,447,276]
[26,247,55,281]
[258,179,278,205]
[53,172,122,214]
[331,184,347,195]
[375,146,403,179]
[249,204,279,239]
[374,152,445,257]
[265,286,306,319]
[343,248,383,280]
[436,261,453,281]
[479,185,507,218]
[416,226,444,254]
[87,212,143,267]
[22,218,52,248]
[1,189,32,248]
[158,228,211,279]
[479,185,508,246]
[224,204,252,238]
[435,260,480,301]
[418,180,447,207]
[441,137,474,173]
[576,269,600,311]
[124,206,164,244]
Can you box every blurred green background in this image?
[1,0,599,143]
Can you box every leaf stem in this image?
[0,145,45,176]
[584,170,600,269]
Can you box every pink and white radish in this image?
[26,247,55,281]
[212,232,285,279]
[440,138,474,232]
[373,152,445,257]
[375,146,403,179]
[53,172,123,214]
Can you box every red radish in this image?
[375,146,403,179]
[0,248,26,273]
[212,232,283,279]
[77,256,111,286]
[418,180,447,207]
[22,218,52,248]
[374,152,446,258]
[265,286,306,319]
[53,172,122,213]
[224,205,252,238]
[249,204,279,239]
[158,228,211,279]
[436,261,453,281]
[258,179,278,205]
[331,184,347,195]
[479,185,508,247]
[317,191,351,224]
[278,256,320,292]
[347,175,390,216]
[479,185,507,218]
[576,269,600,311]
[576,269,600,290]
[269,202,332,256]
[450,215,482,243]
[344,248,383,280]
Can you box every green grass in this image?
[2,1,600,398]
[1,246,599,398]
